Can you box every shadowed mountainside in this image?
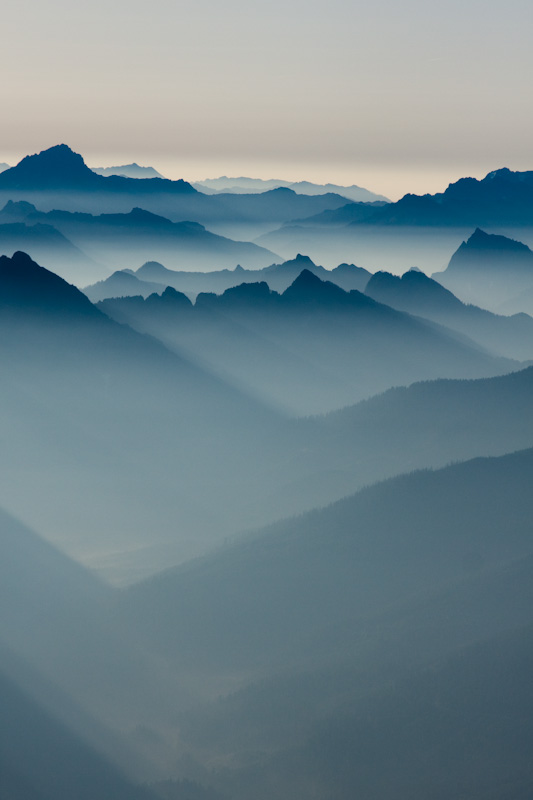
[114,447,533,799]
[433,227,533,309]
[365,267,533,360]
[0,251,287,579]
[0,200,280,276]
[0,668,157,800]
[2,252,533,582]
[98,268,518,415]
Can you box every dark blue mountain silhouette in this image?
[0,144,195,194]
[106,254,370,300]
[0,146,353,229]
[366,268,462,312]
[281,267,365,306]
[354,168,533,226]
[99,267,519,416]
[433,228,533,309]
[0,251,100,316]
[445,228,533,274]
[366,267,533,360]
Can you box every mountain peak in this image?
[19,144,87,171]
[279,254,317,270]
[464,228,532,254]
[0,145,196,195]
[1,199,37,217]
[291,267,323,287]
[282,269,348,305]
[0,144,99,190]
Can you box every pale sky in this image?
[1,0,531,199]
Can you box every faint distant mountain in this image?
[433,228,533,309]
[0,201,279,271]
[83,269,169,302]
[288,181,389,203]
[359,167,533,227]
[193,176,285,193]
[291,200,388,226]
[0,202,106,283]
[96,254,370,300]
[0,162,10,173]
[0,144,194,194]
[193,175,389,203]
[92,163,165,179]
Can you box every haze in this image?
[2,0,532,198]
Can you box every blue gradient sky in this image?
[1,0,531,198]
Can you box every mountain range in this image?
[84,253,371,301]
[92,163,166,179]
[0,145,194,194]
[0,146,352,236]
[1,250,529,576]
[192,176,389,203]
[0,251,285,578]
[255,169,533,270]
[97,266,518,415]
[365,265,533,361]
[0,200,279,278]
[4,146,533,800]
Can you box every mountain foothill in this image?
[3,144,533,800]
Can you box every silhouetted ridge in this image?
[1,200,38,217]
[442,229,533,279]
[282,269,348,303]
[153,286,192,308]
[0,144,196,194]
[0,144,100,190]
[196,281,275,308]
[366,269,462,311]
[360,168,533,226]
[279,253,315,269]
[0,251,100,316]
[466,227,532,253]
